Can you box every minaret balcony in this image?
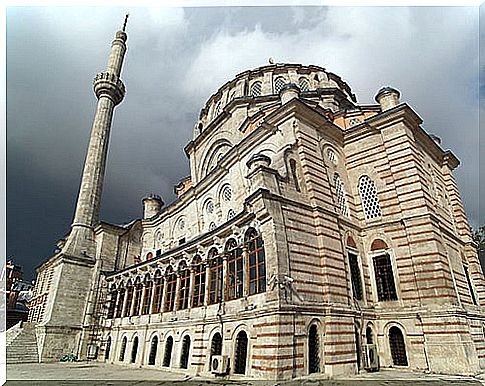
[93,72,126,105]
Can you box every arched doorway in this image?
[163,336,173,367]
[148,336,158,365]
[105,336,111,361]
[234,331,248,374]
[366,326,374,345]
[180,335,191,369]
[131,336,139,363]
[308,324,320,374]
[389,326,408,366]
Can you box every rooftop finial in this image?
[122,13,129,32]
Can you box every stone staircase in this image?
[6,322,39,363]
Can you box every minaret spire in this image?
[122,13,129,32]
[63,18,129,258]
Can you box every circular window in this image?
[209,222,216,231]
[221,185,233,202]
[178,218,185,231]
[227,209,236,220]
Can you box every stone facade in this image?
[27,23,485,380]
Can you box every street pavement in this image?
[5,362,485,385]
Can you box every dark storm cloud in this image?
[7,6,480,280]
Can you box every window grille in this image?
[274,77,286,93]
[298,77,310,92]
[327,148,337,165]
[180,335,191,369]
[206,200,214,214]
[210,333,223,370]
[141,280,152,315]
[226,239,244,301]
[289,159,301,192]
[464,265,478,305]
[209,222,216,232]
[246,229,266,295]
[227,209,236,220]
[115,288,125,318]
[105,336,111,360]
[151,275,163,314]
[389,327,408,366]
[208,249,223,305]
[221,185,233,202]
[192,257,206,308]
[130,337,139,363]
[178,267,190,310]
[359,175,382,221]
[132,280,143,316]
[308,324,320,373]
[250,81,262,97]
[164,269,177,312]
[334,174,350,217]
[162,336,173,367]
[373,254,397,301]
[348,251,363,300]
[148,336,158,365]
[119,337,127,362]
[234,331,248,374]
[124,285,133,317]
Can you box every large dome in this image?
[195,63,357,135]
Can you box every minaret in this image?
[63,15,129,258]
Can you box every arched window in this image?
[327,148,337,164]
[208,248,223,305]
[115,288,125,318]
[119,336,127,362]
[250,81,262,97]
[141,277,153,315]
[220,185,233,202]
[348,251,363,301]
[308,324,320,374]
[389,326,408,366]
[205,199,215,215]
[214,101,222,117]
[178,264,191,310]
[107,288,117,319]
[358,175,382,221]
[227,209,236,221]
[162,336,173,367]
[180,335,191,369]
[192,256,206,308]
[226,239,244,301]
[234,331,248,374]
[151,271,163,314]
[289,159,301,192]
[124,282,134,317]
[366,325,374,344]
[373,253,397,301]
[298,77,310,92]
[132,278,143,316]
[105,336,111,360]
[148,336,158,365]
[274,76,286,93]
[210,332,223,370]
[246,228,266,295]
[131,336,139,363]
[334,173,350,218]
[164,267,177,312]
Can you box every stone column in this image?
[222,254,228,303]
[161,277,168,312]
[174,273,181,311]
[242,247,249,297]
[188,267,196,309]
[204,264,211,307]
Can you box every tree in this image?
[472,226,485,274]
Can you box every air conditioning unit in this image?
[211,355,229,375]
[363,344,379,372]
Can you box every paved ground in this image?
[5,362,485,385]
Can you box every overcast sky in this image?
[6,6,481,280]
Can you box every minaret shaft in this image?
[64,29,128,257]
